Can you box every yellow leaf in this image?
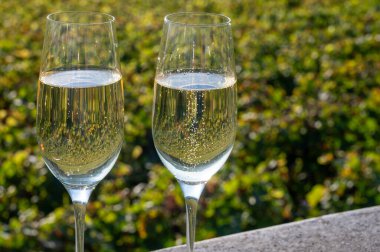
[271,189,284,199]
[6,117,17,127]
[137,216,147,239]
[13,150,28,166]
[132,146,143,159]
[318,153,334,165]
[341,166,353,178]
[104,212,117,224]
[115,163,131,177]
[306,185,326,208]
[14,49,31,59]
[0,110,7,120]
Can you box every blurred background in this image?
[0,0,379,251]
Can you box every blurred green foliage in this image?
[0,0,379,251]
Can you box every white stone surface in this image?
[155,206,380,252]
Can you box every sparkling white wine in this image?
[37,69,124,187]
[152,72,237,183]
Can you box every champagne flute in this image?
[152,12,237,251]
[36,12,123,252]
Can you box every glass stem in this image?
[65,186,93,252]
[178,180,205,252]
[185,197,198,252]
[73,202,87,252]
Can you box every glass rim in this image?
[47,11,115,25]
[164,12,231,27]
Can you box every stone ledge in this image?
[155,206,380,252]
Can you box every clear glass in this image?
[36,12,123,252]
[152,12,237,251]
